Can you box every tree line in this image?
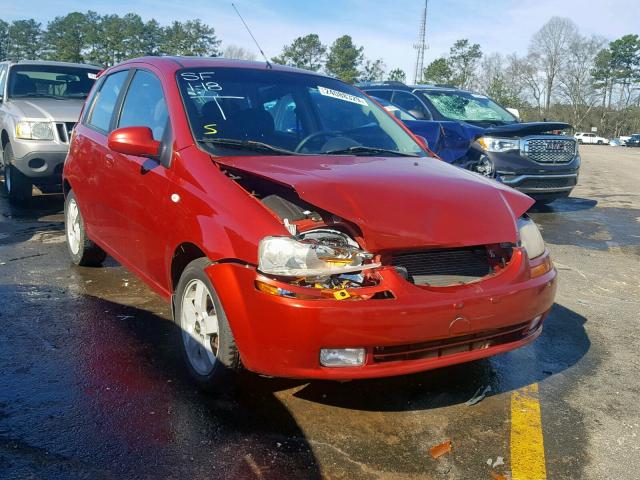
[0,12,221,66]
[0,12,637,136]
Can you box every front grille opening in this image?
[373,321,532,363]
[391,245,512,287]
[525,138,576,164]
[55,122,76,143]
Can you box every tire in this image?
[3,144,32,204]
[174,257,242,391]
[597,140,603,145]
[64,190,107,266]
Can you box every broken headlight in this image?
[517,216,545,259]
[477,136,519,153]
[258,230,380,278]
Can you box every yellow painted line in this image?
[511,383,547,480]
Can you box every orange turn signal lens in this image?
[530,256,553,278]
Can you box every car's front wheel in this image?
[174,258,242,391]
[65,190,107,266]
[3,144,32,204]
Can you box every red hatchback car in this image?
[63,57,557,389]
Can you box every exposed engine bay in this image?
[226,167,381,291]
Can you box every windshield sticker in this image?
[203,124,218,135]
[317,86,368,106]
[87,72,97,80]
[470,93,488,100]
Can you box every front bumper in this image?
[9,137,68,182]
[499,172,578,195]
[205,249,557,380]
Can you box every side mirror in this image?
[506,107,520,119]
[415,135,429,150]
[408,109,425,120]
[107,126,160,158]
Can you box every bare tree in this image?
[223,44,256,61]
[558,35,606,129]
[515,53,546,116]
[529,17,578,111]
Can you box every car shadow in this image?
[284,303,590,411]
[529,196,597,213]
[0,284,322,480]
[0,189,65,247]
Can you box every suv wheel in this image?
[65,190,107,266]
[174,258,242,391]
[3,144,32,203]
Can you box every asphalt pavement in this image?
[0,145,639,479]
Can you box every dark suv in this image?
[359,82,580,203]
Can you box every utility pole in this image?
[413,0,428,84]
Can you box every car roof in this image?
[357,81,472,94]
[109,56,328,79]
[8,60,102,69]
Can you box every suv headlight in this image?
[477,136,519,153]
[258,236,380,277]
[517,217,545,259]
[15,121,54,140]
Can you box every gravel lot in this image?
[0,145,638,479]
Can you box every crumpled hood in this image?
[5,98,85,122]
[216,155,534,251]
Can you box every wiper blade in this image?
[198,138,296,155]
[324,146,418,157]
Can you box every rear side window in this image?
[118,70,168,141]
[86,70,128,133]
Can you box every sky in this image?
[2,0,638,78]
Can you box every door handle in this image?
[105,153,114,166]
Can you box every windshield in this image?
[418,89,517,124]
[176,68,425,157]
[8,65,99,99]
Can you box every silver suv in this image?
[0,60,101,203]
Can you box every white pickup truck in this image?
[574,132,609,144]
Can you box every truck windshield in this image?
[418,89,517,125]
[177,67,425,157]
[8,65,99,99]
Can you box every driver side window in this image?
[392,91,431,119]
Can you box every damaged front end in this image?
[220,161,548,303]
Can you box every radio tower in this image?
[413,0,428,84]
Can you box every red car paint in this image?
[64,57,557,380]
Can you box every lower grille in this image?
[373,321,533,363]
[518,176,577,190]
[523,138,576,164]
[392,247,491,286]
